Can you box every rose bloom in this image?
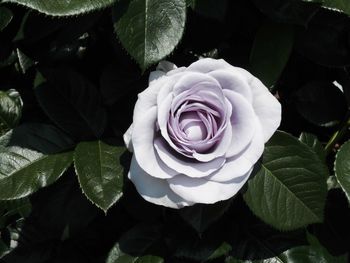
[124,58,281,208]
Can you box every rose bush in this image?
[124,58,281,208]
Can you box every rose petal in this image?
[249,77,282,142]
[168,167,253,204]
[154,137,225,177]
[223,89,256,157]
[207,119,264,182]
[129,156,192,209]
[209,69,253,103]
[123,124,133,152]
[132,106,177,179]
[186,58,232,73]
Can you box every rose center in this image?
[179,112,207,141]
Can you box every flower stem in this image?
[325,112,350,155]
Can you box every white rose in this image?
[124,58,281,208]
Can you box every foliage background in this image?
[0,0,350,262]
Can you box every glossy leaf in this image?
[113,0,186,71]
[74,141,125,213]
[304,0,350,16]
[179,199,231,234]
[106,223,164,263]
[0,123,74,200]
[250,21,294,89]
[35,69,107,140]
[0,90,22,134]
[299,132,326,161]
[0,7,13,31]
[243,131,328,230]
[3,0,116,16]
[0,148,73,200]
[335,140,350,203]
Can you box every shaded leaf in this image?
[304,0,350,16]
[0,123,74,200]
[243,131,328,230]
[113,0,186,71]
[0,6,13,31]
[0,90,22,134]
[250,21,294,89]
[299,132,326,161]
[35,69,107,140]
[335,140,350,203]
[106,223,164,263]
[74,141,125,212]
[179,199,231,234]
[295,81,347,127]
[3,0,116,16]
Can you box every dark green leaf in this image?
[106,223,164,263]
[16,49,34,74]
[243,131,328,230]
[0,90,22,134]
[74,141,125,213]
[0,6,13,31]
[250,21,294,89]
[35,69,107,140]
[193,0,228,22]
[3,0,116,16]
[113,0,186,71]
[303,0,350,16]
[335,140,350,203]
[295,81,347,127]
[299,132,326,161]
[0,147,73,200]
[179,199,231,234]
[0,123,74,200]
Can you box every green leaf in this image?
[303,0,350,16]
[243,131,328,231]
[35,68,107,140]
[106,223,164,263]
[0,6,13,31]
[113,0,186,71]
[335,140,350,203]
[0,123,74,200]
[250,21,294,89]
[74,141,125,213]
[179,199,231,234]
[0,148,73,200]
[295,81,347,127]
[16,48,34,74]
[299,132,326,162]
[0,90,22,134]
[3,0,116,16]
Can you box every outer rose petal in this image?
[234,67,281,142]
[186,58,232,73]
[132,106,177,179]
[123,124,133,152]
[148,61,178,84]
[207,119,264,182]
[249,77,282,142]
[129,156,192,209]
[168,167,253,204]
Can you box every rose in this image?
[124,58,281,208]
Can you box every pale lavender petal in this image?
[123,124,133,152]
[128,156,193,209]
[168,167,253,204]
[186,58,232,73]
[223,89,256,157]
[154,137,225,177]
[132,106,177,179]
[250,77,282,142]
[149,70,166,84]
[208,69,253,103]
[157,61,177,72]
[207,119,264,182]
